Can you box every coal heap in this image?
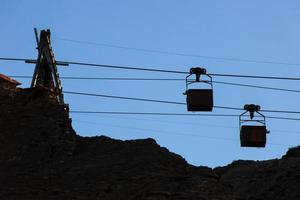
[1,85,300,200]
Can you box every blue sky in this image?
[1,0,300,167]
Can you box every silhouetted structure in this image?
[30,29,65,104]
[240,104,268,147]
[185,67,213,111]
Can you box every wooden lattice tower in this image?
[31,29,64,104]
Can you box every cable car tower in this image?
[184,67,213,111]
[29,29,67,104]
[239,104,269,147]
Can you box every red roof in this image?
[0,73,21,85]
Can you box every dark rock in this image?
[283,146,300,158]
[0,86,300,200]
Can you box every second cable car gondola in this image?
[239,104,269,148]
[184,67,213,111]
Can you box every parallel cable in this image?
[2,57,186,74]
[213,105,243,111]
[60,77,182,81]
[65,61,300,80]
[53,37,300,66]
[70,110,300,121]
[74,119,240,142]
[8,74,300,114]
[0,57,30,62]
[9,75,300,93]
[9,75,183,81]
[70,111,238,117]
[209,73,300,81]
[74,114,300,134]
[3,57,300,80]
[64,91,300,114]
[73,114,300,136]
[70,111,300,121]
[260,109,300,114]
[266,116,300,121]
[64,91,186,105]
[64,61,187,74]
[75,120,289,146]
[213,80,300,93]
[46,62,300,81]
[65,91,242,110]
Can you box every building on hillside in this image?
[0,73,21,92]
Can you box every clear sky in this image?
[1,0,300,167]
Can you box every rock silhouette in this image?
[0,86,300,200]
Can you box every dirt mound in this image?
[0,87,300,200]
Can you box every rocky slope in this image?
[0,87,300,200]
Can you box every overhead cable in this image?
[64,91,186,105]
[9,75,300,93]
[63,61,300,80]
[209,73,300,81]
[64,91,241,110]
[53,37,300,66]
[3,57,300,80]
[64,91,300,114]
[70,111,238,117]
[0,57,69,66]
[70,110,300,121]
[9,75,184,81]
[64,61,187,74]
[213,80,300,93]
[260,109,300,114]
[0,57,29,62]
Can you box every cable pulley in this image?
[244,104,261,119]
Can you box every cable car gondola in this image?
[239,104,269,147]
[184,67,213,112]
